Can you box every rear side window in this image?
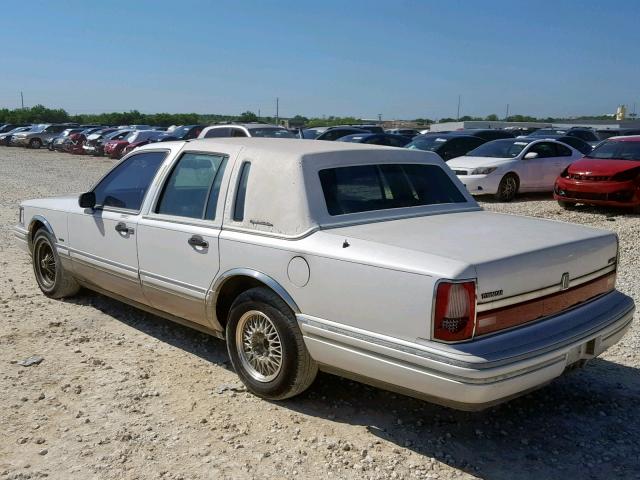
[554,143,573,156]
[156,152,228,220]
[319,164,467,216]
[203,127,230,138]
[233,162,251,221]
[93,151,167,211]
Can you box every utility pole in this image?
[378,113,382,123]
[456,95,461,121]
[20,91,24,109]
[275,97,279,125]
[505,103,510,121]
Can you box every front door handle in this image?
[188,235,209,248]
[115,222,134,235]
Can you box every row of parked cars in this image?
[2,121,639,211]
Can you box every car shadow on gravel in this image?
[63,291,232,367]
[63,291,640,480]
[283,361,640,480]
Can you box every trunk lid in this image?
[329,211,617,301]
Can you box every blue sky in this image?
[1,0,638,119]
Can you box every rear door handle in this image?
[188,235,209,248]
[115,222,134,234]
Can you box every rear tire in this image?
[226,287,317,400]
[32,229,80,299]
[558,200,577,210]
[29,138,42,149]
[495,173,519,202]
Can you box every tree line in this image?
[0,104,616,127]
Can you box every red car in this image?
[103,130,163,159]
[554,136,640,212]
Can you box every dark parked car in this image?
[406,134,487,161]
[566,127,600,144]
[597,128,640,140]
[556,136,593,155]
[337,133,412,147]
[315,127,370,141]
[450,129,515,141]
[158,125,204,141]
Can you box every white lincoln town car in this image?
[14,138,634,410]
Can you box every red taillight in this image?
[433,281,476,342]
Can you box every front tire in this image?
[226,287,317,400]
[32,229,80,298]
[495,173,519,202]
[29,138,42,149]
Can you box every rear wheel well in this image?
[215,276,287,330]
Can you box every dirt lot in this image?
[1,147,639,480]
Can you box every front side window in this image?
[527,142,556,158]
[319,164,467,216]
[93,151,167,211]
[554,143,573,156]
[156,152,228,220]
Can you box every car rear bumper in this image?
[456,174,501,195]
[554,178,640,207]
[298,290,635,410]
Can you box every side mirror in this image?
[79,191,96,209]
[524,152,539,160]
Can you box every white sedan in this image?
[447,138,583,201]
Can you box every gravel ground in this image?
[0,147,639,480]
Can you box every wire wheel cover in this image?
[236,310,283,382]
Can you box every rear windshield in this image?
[319,164,467,216]
[586,140,640,161]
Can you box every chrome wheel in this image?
[498,174,518,201]
[236,310,283,382]
[35,240,56,289]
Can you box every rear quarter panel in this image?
[218,231,435,342]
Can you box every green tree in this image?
[485,114,499,121]
[238,111,258,122]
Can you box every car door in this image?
[519,142,556,190]
[137,151,231,327]
[67,150,168,303]
[545,142,578,186]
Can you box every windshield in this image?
[248,127,295,138]
[319,164,467,216]
[466,139,531,158]
[106,130,130,140]
[405,136,449,151]
[302,128,324,139]
[586,140,640,161]
[168,126,191,138]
